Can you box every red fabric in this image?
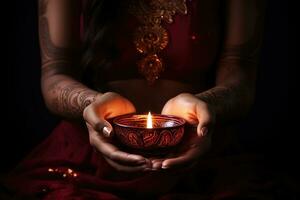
[1,1,281,199]
[2,122,190,199]
[2,122,279,199]
[89,0,221,87]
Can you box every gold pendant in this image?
[130,0,187,84]
[138,54,164,84]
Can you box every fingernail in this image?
[161,165,169,169]
[103,127,111,137]
[200,127,208,137]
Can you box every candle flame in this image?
[147,112,153,128]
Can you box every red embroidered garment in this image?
[84,0,220,90]
[1,0,277,199]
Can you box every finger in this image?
[151,159,163,170]
[104,157,150,173]
[149,152,175,170]
[105,149,148,165]
[84,107,113,137]
[196,102,213,137]
[161,135,211,169]
[161,147,202,169]
[95,120,113,137]
[90,129,147,165]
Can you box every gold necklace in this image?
[129,0,187,84]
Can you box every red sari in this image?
[3,122,189,199]
[2,121,274,199]
[2,0,277,199]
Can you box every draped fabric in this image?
[0,0,277,199]
[1,122,278,199]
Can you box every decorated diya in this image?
[113,112,185,154]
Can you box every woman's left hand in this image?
[151,93,216,170]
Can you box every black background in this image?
[5,0,289,175]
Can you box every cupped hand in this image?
[152,93,215,170]
[83,92,151,172]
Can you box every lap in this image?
[1,121,281,199]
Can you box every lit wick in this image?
[147,112,153,128]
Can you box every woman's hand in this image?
[152,93,215,170]
[83,92,150,172]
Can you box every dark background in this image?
[5,0,289,174]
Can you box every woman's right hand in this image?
[83,92,151,172]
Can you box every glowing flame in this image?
[147,112,153,128]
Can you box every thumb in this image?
[196,104,213,137]
[94,119,113,138]
[197,123,209,138]
[84,106,113,138]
